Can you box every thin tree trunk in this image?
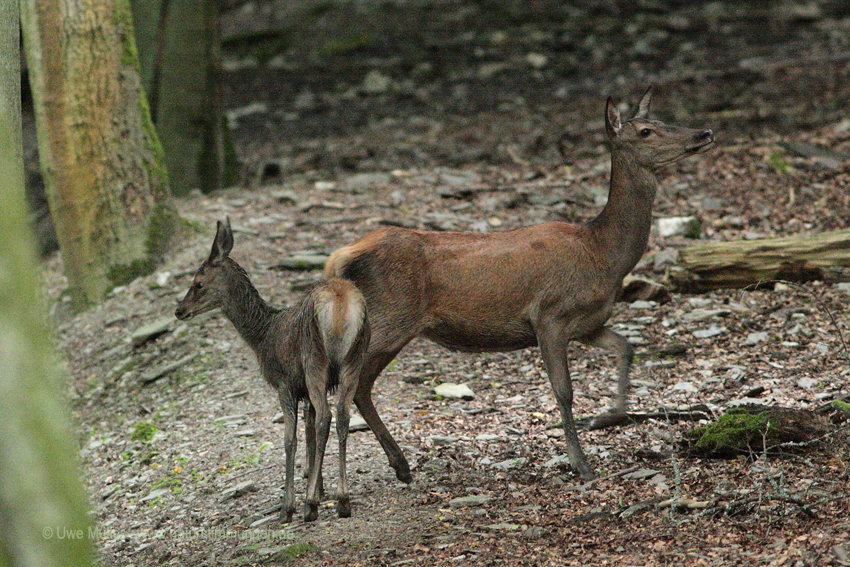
[671,229,850,291]
[0,5,96,565]
[132,0,237,195]
[21,0,180,310]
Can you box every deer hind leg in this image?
[579,327,633,430]
[354,350,413,483]
[277,388,298,523]
[335,363,360,518]
[303,402,324,498]
[537,324,595,480]
[303,364,331,522]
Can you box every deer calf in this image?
[175,218,370,522]
[325,87,714,480]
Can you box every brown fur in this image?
[325,87,714,481]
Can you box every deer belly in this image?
[424,317,537,352]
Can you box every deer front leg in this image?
[537,327,595,480]
[580,327,633,430]
[277,389,298,523]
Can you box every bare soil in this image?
[44,1,850,565]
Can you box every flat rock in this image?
[622,468,659,480]
[745,331,769,345]
[692,325,727,339]
[657,216,700,238]
[491,457,527,471]
[543,455,572,468]
[140,488,170,502]
[140,353,197,384]
[221,480,257,501]
[349,414,369,432]
[429,435,459,446]
[448,495,491,508]
[434,383,475,400]
[130,316,175,347]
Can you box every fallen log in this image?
[670,229,850,292]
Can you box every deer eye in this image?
[639,128,652,138]
[195,282,204,290]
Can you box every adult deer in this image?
[325,87,714,480]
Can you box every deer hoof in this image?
[394,464,413,484]
[304,503,319,522]
[587,409,628,430]
[337,497,351,518]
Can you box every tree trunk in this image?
[21,0,180,310]
[0,5,96,566]
[131,0,237,196]
[671,229,850,292]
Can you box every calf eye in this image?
[195,282,204,290]
[639,128,652,138]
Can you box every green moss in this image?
[145,202,179,259]
[115,0,140,71]
[833,400,850,413]
[130,420,156,443]
[262,543,320,563]
[179,216,207,235]
[766,152,789,174]
[687,409,775,456]
[137,88,169,192]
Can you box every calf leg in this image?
[303,402,324,498]
[304,366,331,522]
[277,389,299,523]
[335,365,360,518]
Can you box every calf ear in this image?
[605,96,622,139]
[208,217,234,265]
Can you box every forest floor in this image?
[40,1,850,565]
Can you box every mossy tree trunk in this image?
[0,5,96,566]
[21,0,180,310]
[131,0,237,196]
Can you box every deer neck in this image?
[588,149,658,280]
[220,262,279,351]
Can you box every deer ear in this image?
[605,97,622,139]
[209,217,234,265]
[633,85,653,120]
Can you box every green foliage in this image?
[833,400,850,413]
[130,420,156,443]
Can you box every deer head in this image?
[605,86,714,171]
[175,217,235,321]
